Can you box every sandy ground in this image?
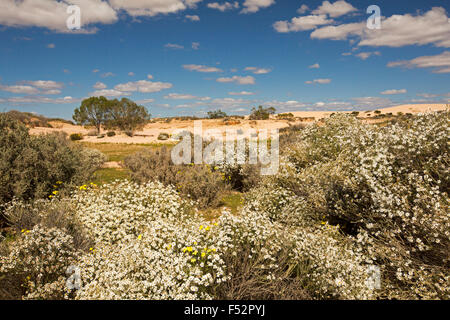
[29,104,447,144]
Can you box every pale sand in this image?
[29,104,447,144]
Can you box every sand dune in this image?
[28,104,447,144]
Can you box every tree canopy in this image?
[207,109,228,119]
[249,106,276,120]
[73,97,151,135]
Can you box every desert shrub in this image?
[269,112,450,299]
[276,113,295,120]
[249,106,276,120]
[106,131,116,137]
[70,133,83,141]
[97,134,105,139]
[124,147,229,208]
[0,180,376,300]
[208,110,227,119]
[0,114,106,207]
[158,132,170,140]
[214,163,262,192]
[0,225,81,299]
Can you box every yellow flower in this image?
[201,252,206,258]
[138,234,142,240]
[199,225,204,230]
[191,258,196,263]
[213,222,218,226]
[167,244,172,250]
[56,181,63,184]
[52,190,58,195]
[205,226,210,231]
[193,250,198,255]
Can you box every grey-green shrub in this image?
[0,114,106,206]
[124,147,229,208]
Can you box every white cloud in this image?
[207,2,239,12]
[2,96,81,104]
[185,15,200,21]
[311,0,357,18]
[274,14,333,33]
[229,91,256,96]
[147,74,154,79]
[309,63,320,69]
[310,8,450,48]
[241,0,275,14]
[47,43,55,49]
[114,80,173,93]
[23,80,63,90]
[92,69,100,73]
[244,67,271,74]
[0,85,40,95]
[42,89,61,95]
[128,72,135,76]
[192,42,200,50]
[310,22,364,40]
[351,96,393,108]
[297,4,309,14]
[216,75,255,85]
[381,89,407,95]
[165,93,198,100]
[355,51,380,60]
[305,78,331,84]
[109,0,203,17]
[101,72,115,78]
[359,7,450,48]
[183,64,223,73]
[135,98,155,104]
[90,89,129,97]
[93,82,107,89]
[0,0,118,33]
[165,43,184,49]
[387,51,450,74]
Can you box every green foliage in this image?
[124,147,229,208]
[105,98,151,135]
[249,106,276,120]
[70,133,83,141]
[276,113,294,120]
[73,96,110,135]
[207,109,228,119]
[0,114,106,207]
[157,132,170,140]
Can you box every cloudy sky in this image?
[0,0,449,118]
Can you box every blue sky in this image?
[0,0,449,119]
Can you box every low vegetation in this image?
[0,110,448,300]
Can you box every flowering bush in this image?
[1,111,447,300]
[269,111,450,299]
[0,225,80,299]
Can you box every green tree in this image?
[73,96,109,134]
[106,98,151,135]
[207,109,228,119]
[249,106,276,120]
